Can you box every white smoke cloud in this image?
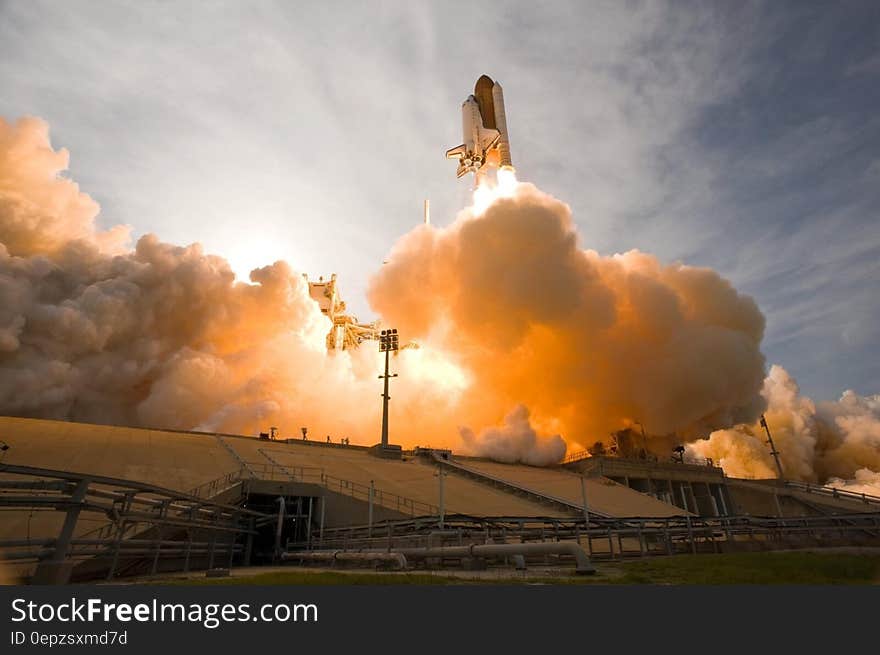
[689,365,880,493]
[826,469,880,498]
[460,405,566,466]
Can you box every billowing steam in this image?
[460,405,566,466]
[689,365,880,493]
[369,177,767,447]
[0,117,460,440]
[1,116,877,492]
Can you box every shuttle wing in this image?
[446,144,466,159]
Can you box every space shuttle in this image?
[446,75,513,181]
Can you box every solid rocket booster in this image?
[491,82,512,167]
[446,74,514,179]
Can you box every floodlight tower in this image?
[378,329,399,448]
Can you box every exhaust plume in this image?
[460,405,566,466]
[369,177,767,453]
[0,117,460,439]
[2,116,876,487]
[689,365,880,493]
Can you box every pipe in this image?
[282,550,408,570]
[395,541,596,575]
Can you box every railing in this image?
[435,454,607,517]
[785,480,880,506]
[0,463,269,583]
[310,511,880,562]
[74,468,249,544]
[561,450,591,464]
[243,458,438,517]
[321,472,437,516]
[562,451,716,468]
[187,468,246,499]
[215,436,258,478]
[244,460,324,484]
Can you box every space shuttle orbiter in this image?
[446,74,513,181]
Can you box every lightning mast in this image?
[760,414,785,481]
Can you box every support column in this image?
[273,498,285,564]
[685,514,696,555]
[438,466,446,530]
[579,475,590,525]
[244,517,255,566]
[306,497,314,549]
[150,500,169,576]
[227,516,237,569]
[183,530,193,573]
[368,480,374,537]
[319,496,326,548]
[687,483,698,516]
[33,479,90,585]
[715,484,729,516]
[208,522,217,570]
[106,492,133,582]
[679,483,690,513]
[706,482,719,516]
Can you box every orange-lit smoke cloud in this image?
[0,117,461,441]
[3,116,876,487]
[369,177,767,454]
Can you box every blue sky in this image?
[0,0,877,400]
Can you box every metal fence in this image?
[310,512,880,562]
[0,463,271,583]
[785,480,880,507]
[562,450,715,467]
[245,456,438,517]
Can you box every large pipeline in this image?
[284,542,595,574]
[395,541,595,575]
[282,550,408,570]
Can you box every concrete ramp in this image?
[0,416,238,491]
[224,437,570,518]
[728,478,880,517]
[0,417,571,520]
[455,458,689,517]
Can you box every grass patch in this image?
[605,551,880,585]
[161,551,880,585]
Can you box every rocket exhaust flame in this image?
[0,116,878,493]
[472,166,518,215]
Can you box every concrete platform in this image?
[454,458,688,517]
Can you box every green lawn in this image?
[164,551,880,585]
[601,551,880,585]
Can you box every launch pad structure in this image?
[1,415,879,584]
[305,274,379,351]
